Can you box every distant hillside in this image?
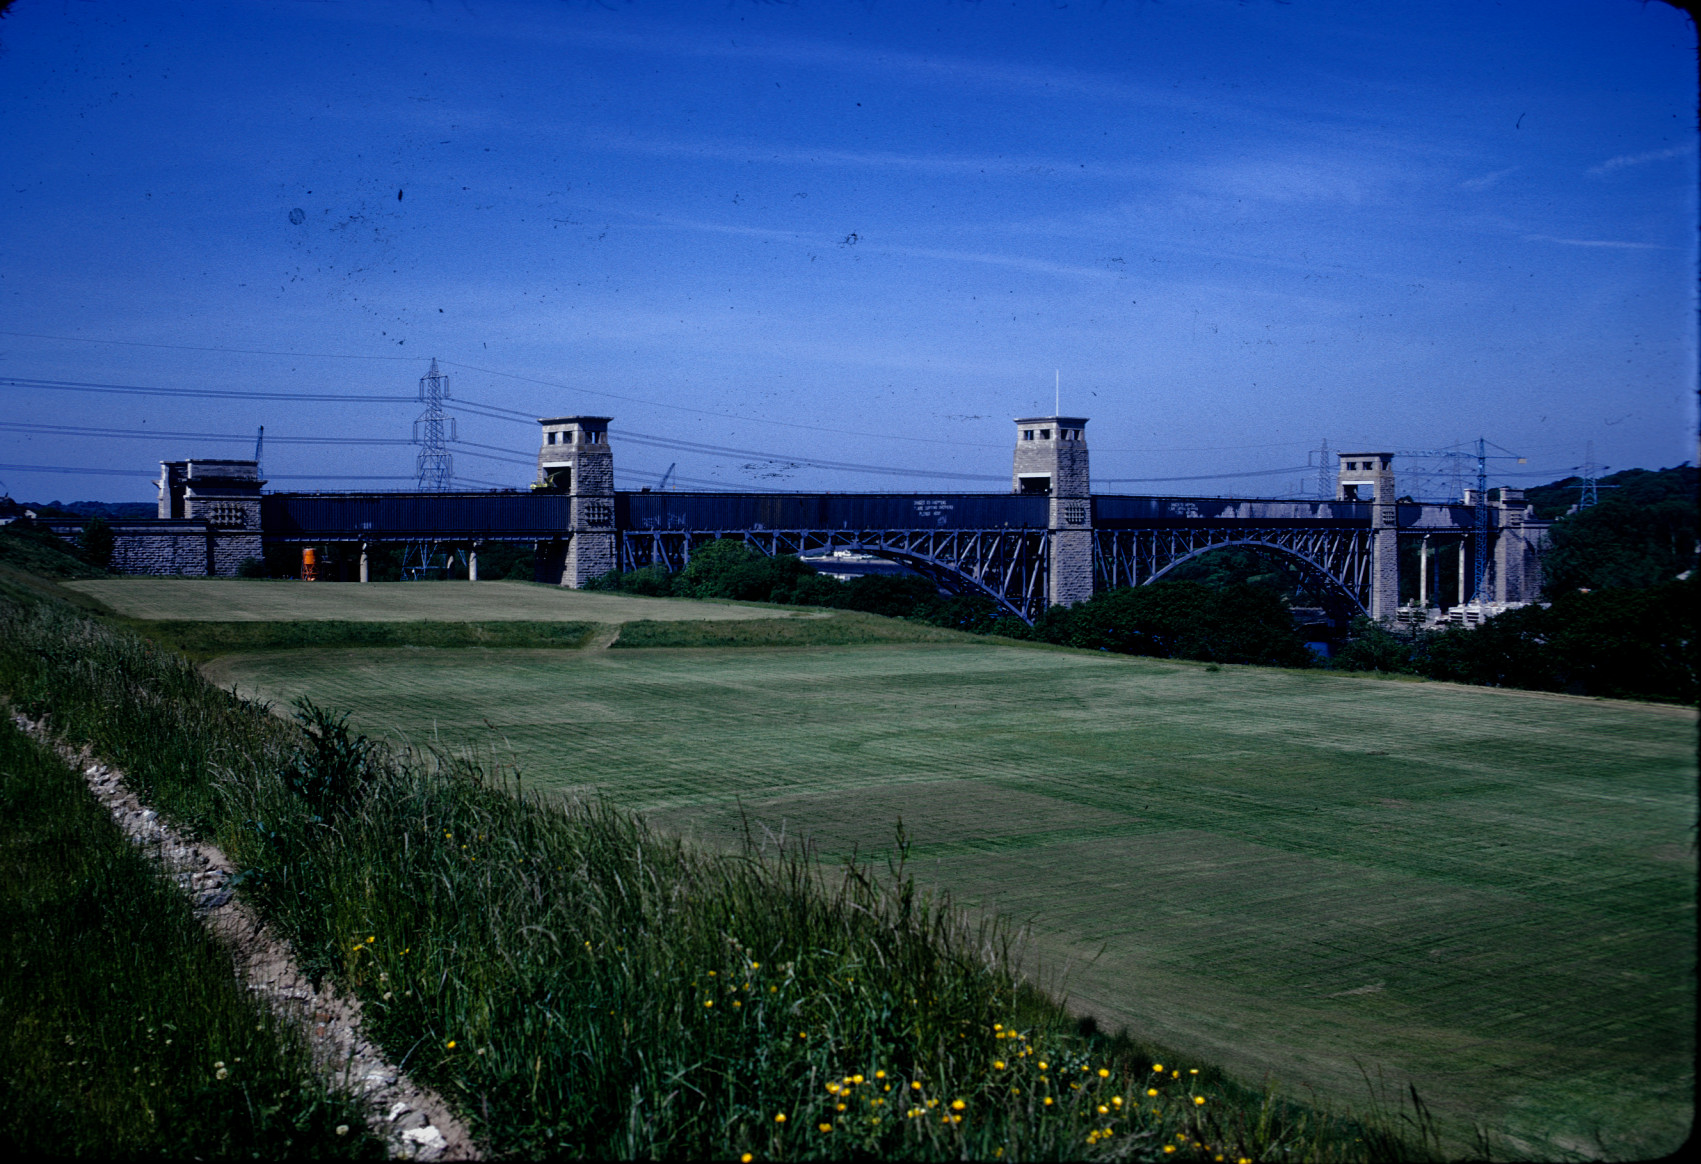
[1526,465,1697,595]
[1524,464,1696,521]
[22,500,157,521]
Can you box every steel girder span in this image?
[1093,526,1376,617]
[620,527,1052,621]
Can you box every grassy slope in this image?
[203,642,1699,1160]
[4,564,1395,1161]
[0,717,375,1158]
[67,577,828,623]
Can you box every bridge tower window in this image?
[1040,429,1051,440]
[1023,429,1035,441]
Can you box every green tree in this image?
[1034,582,1313,667]
[76,516,113,570]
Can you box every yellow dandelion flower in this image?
[827,1083,841,1095]
[1190,1068,1199,1075]
[994,1060,1006,1070]
[741,1155,753,1163]
[1195,1096,1206,1106]
[1153,1064,1163,1072]
[994,1023,1003,1030]
[1148,1088,1159,1096]
[773,1112,786,1123]
[852,1074,864,1084]
[1112,1096,1123,1107]
[704,1000,713,1008]
[818,1123,833,1133]
[836,1104,846,1112]
[911,1081,922,1091]
[951,1099,965,1111]
[1164,1147,1176,1155]
[446,1040,457,1049]
[1098,1105,1110,1115]
[1098,1068,1110,1078]
[1039,1061,1049,1071]
[732,1000,742,1008]
[1043,1097,1053,1106]
[875,1070,886,1079]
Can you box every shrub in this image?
[77,515,114,570]
[1032,582,1314,667]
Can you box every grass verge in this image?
[0,716,377,1158]
[126,618,601,662]
[0,575,1435,1160]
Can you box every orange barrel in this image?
[301,546,318,582]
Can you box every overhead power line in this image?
[0,375,414,403]
[1098,465,1313,484]
[0,462,422,482]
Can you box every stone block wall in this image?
[1048,528,1095,608]
[110,522,213,576]
[211,532,263,576]
[563,530,616,587]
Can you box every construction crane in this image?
[658,463,676,491]
[1396,439,1526,604]
[253,426,264,477]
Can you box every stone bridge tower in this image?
[1013,415,1094,608]
[536,416,615,587]
[1337,452,1398,621]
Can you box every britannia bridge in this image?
[117,414,1547,624]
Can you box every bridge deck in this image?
[260,490,1479,540]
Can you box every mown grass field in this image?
[201,635,1698,1161]
[68,578,824,623]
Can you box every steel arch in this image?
[1144,539,1369,616]
[618,527,1052,620]
[1094,527,1373,615]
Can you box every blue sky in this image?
[0,0,1694,501]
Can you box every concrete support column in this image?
[359,543,370,583]
[536,416,616,588]
[1047,526,1095,608]
[467,542,479,582]
[563,528,616,587]
[1458,540,1467,605]
[1370,525,1399,622]
[1488,489,1530,604]
[1418,535,1429,607]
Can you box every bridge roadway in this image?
[261,490,1489,622]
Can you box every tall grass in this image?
[0,584,1435,1161]
[0,717,377,1158]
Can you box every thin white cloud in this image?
[1587,144,1694,176]
[577,130,1115,180]
[1459,166,1518,192]
[1523,234,1665,250]
[632,215,1113,280]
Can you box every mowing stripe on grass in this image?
[205,642,1698,1160]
